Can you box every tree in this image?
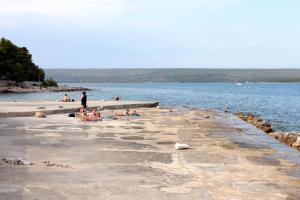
[0,37,45,82]
[41,78,58,87]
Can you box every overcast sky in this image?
[1,0,300,68]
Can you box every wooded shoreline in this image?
[0,85,90,93]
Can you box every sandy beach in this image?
[0,104,299,200]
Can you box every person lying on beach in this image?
[81,109,102,121]
[114,109,140,116]
[130,110,140,116]
[81,112,89,121]
[89,109,102,121]
[75,106,86,118]
[114,108,130,116]
[79,106,85,113]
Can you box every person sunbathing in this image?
[89,109,102,121]
[62,94,71,102]
[114,109,140,117]
[130,110,140,116]
[80,109,102,121]
[75,106,86,118]
[81,112,89,121]
[79,107,85,113]
[115,108,130,116]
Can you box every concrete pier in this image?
[0,100,159,117]
[0,106,299,199]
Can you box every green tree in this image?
[41,78,58,87]
[0,37,45,82]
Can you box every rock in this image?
[43,160,70,168]
[283,133,298,146]
[46,163,57,167]
[294,136,300,145]
[292,144,300,151]
[270,132,299,148]
[292,136,300,150]
[35,111,46,118]
[259,125,273,133]
[2,158,33,165]
[235,112,247,121]
[36,106,46,109]
[235,112,273,134]
[264,127,273,133]
[175,143,189,150]
[261,121,271,127]
[246,115,257,123]
[269,132,282,140]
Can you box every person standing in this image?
[80,91,87,109]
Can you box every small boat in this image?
[236,82,242,86]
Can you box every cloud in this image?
[0,0,126,23]
[0,19,12,25]
[0,0,245,28]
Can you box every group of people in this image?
[61,94,75,102]
[66,91,139,122]
[79,108,102,121]
[60,92,86,104]
[114,108,140,116]
[78,108,140,122]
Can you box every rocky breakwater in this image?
[235,112,300,151]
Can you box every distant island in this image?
[45,68,300,83]
[0,38,88,93]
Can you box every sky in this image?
[0,0,300,68]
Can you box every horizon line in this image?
[44,67,300,70]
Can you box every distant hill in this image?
[45,68,300,83]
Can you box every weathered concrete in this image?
[0,108,299,200]
[0,100,159,117]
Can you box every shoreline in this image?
[0,85,90,93]
[235,112,300,151]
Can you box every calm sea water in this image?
[0,82,299,132]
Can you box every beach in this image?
[0,102,299,199]
[1,1,299,198]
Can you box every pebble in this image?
[43,160,71,168]
[2,158,33,165]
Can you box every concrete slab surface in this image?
[0,107,299,200]
[0,100,159,117]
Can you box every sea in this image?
[0,82,299,132]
